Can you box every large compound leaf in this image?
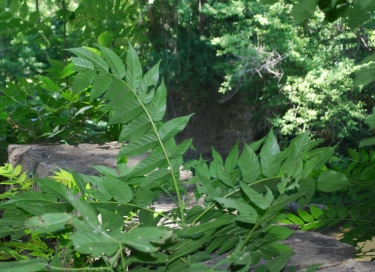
[260,130,281,177]
[120,227,173,253]
[71,70,96,95]
[108,99,143,125]
[126,43,142,90]
[146,79,167,121]
[166,138,193,158]
[71,218,119,257]
[215,198,258,223]
[71,57,94,71]
[2,191,56,205]
[36,179,67,200]
[104,77,131,101]
[26,213,72,235]
[98,45,125,79]
[158,114,194,141]
[240,181,273,209]
[119,134,159,157]
[302,147,335,177]
[103,176,133,203]
[316,170,350,192]
[238,144,261,183]
[66,47,109,72]
[138,61,161,103]
[225,142,239,172]
[292,0,317,24]
[0,259,48,272]
[130,151,166,177]
[91,72,112,100]
[118,113,152,141]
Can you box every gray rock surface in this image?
[8,142,144,178]
[282,231,356,271]
[7,142,195,210]
[6,143,375,271]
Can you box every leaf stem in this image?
[128,81,186,228]
[240,209,272,251]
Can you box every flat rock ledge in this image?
[7,143,375,271]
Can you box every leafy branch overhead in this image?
[262,0,375,28]
[66,43,194,224]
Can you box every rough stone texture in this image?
[7,142,192,180]
[174,95,254,158]
[7,144,375,271]
[8,142,141,178]
[282,231,356,271]
[318,258,375,271]
[7,142,195,210]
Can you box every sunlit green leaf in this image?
[139,61,161,103]
[215,198,258,223]
[120,227,173,253]
[67,47,109,72]
[316,170,349,192]
[158,114,194,141]
[238,144,261,183]
[0,259,48,272]
[91,72,112,100]
[103,176,133,203]
[260,130,281,177]
[26,213,72,234]
[130,151,166,177]
[98,31,113,47]
[19,2,28,19]
[108,99,143,125]
[126,43,142,90]
[292,0,317,24]
[240,181,273,209]
[225,141,239,172]
[98,45,125,79]
[71,70,96,95]
[146,79,167,121]
[310,205,325,220]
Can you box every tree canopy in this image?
[1,0,375,152]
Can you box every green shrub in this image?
[0,45,350,271]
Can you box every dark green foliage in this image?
[285,147,375,258]
[0,46,350,270]
[0,0,145,165]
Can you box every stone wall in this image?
[173,94,254,158]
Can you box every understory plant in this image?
[284,147,375,260]
[0,45,350,271]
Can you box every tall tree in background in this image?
[201,0,375,147]
[1,0,375,155]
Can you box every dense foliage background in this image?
[1,0,375,161]
[1,0,375,270]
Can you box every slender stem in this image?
[240,208,272,251]
[68,55,187,227]
[130,84,186,228]
[119,244,126,271]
